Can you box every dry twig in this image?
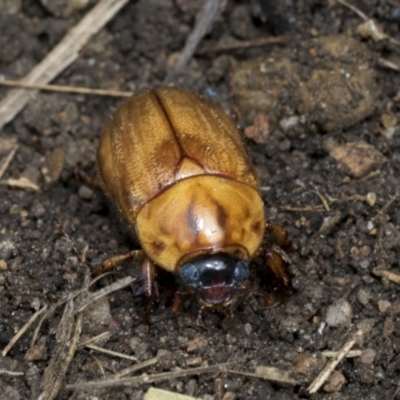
[0,138,18,180]
[322,350,362,358]
[85,344,138,362]
[227,366,300,385]
[38,271,90,400]
[2,306,48,357]
[0,79,132,97]
[0,369,24,377]
[0,0,130,132]
[111,357,159,379]
[307,330,363,394]
[372,268,400,285]
[166,0,227,81]
[66,363,229,390]
[281,205,325,212]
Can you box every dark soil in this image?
[1,1,400,399]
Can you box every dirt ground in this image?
[1,0,400,399]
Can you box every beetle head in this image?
[179,253,249,306]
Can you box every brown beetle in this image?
[95,87,289,309]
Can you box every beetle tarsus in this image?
[75,168,103,189]
[91,249,143,277]
[141,256,158,299]
[256,245,292,306]
[196,304,206,326]
[265,223,292,250]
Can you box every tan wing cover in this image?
[97,87,259,224]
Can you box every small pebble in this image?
[222,392,236,400]
[378,300,391,313]
[366,192,376,207]
[31,202,46,218]
[186,357,202,367]
[0,259,7,270]
[360,349,376,364]
[357,288,371,306]
[323,370,346,393]
[83,297,112,331]
[78,185,94,200]
[0,237,17,260]
[330,142,387,178]
[325,299,353,327]
[187,335,208,353]
[357,318,376,334]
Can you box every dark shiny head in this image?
[179,253,249,305]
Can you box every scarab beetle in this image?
[95,87,289,309]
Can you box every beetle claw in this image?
[196,305,206,326]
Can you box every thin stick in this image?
[0,0,130,131]
[0,79,132,98]
[0,139,18,180]
[66,363,230,390]
[322,350,362,358]
[281,205,325,212]
[111,357,159,379]
[85,344,138,362]
[372,268,400,284]
[39,272,90,400]
[307,330,363,394]
[2,306,47,357]
[311,184,330,212]
[166,0,227,80]
[79,331,111,347]
[0,370,24,376]
[336,0,368,20]
[75,275,137,313]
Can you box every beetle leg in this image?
[255,246,291,307]
[173,292,181,313]
[263,247,290,288]
[76,168,103,189]
[140,256,158,299]
[196,304,206,326]
[92,249,144,277]
[265,223,291,250]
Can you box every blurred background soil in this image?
[1,0,400,399]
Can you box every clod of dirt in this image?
[22,94,79,136]
[244,112,269,144]
[325,298,353,327]
[25,340,47,362]
[0,236,17,260]
[378,299,391,313]
[293,353,322,377]
[329,142,387,178]
[187,335,208,353]
[231,35,377,132]
[360,349,376,365]
[43,148,65,183]
[383,317,394,338]
[82,297,112,333]
[78,185,93,200]
[323,370,346,393]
